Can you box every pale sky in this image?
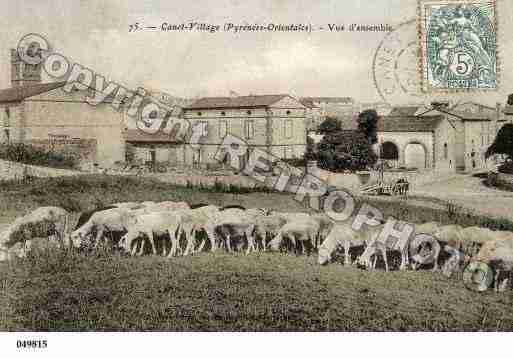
[2,0,513,106]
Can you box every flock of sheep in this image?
[1,201,513,292]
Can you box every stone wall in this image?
[0,159,80,181]
[28,138,97,168]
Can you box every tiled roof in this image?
[123,129,182,143]
[299,98,319,108]
[185,94,291,110]
[377,115,442,132]
[300,97,354,104]
[388,106,423,116]
[434,108,492,121]
[0,82,66,103]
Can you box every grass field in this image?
[2,175,513,331]
[2,249,513,331]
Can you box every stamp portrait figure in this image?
[419,0,497,91]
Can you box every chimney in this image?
[10,48,42,87]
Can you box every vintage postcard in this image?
[1,0,513,357]
[419,0,498,92]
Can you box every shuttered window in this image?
[245,120,254,139]
[219,120,227,139]
[284,120,293,138]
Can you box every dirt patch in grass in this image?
[2,250,513,331]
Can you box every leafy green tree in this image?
[318,116,341,133]
[486,124,513,159]
[304,135,317,161]
[316,130,377,172]
[357,109,379,145]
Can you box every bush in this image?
[316,130,377,172]
[282,158,306,168]
[486,124,513,159]
[0,143,77,169]
[318,117,341,133]
[498,160,513,174]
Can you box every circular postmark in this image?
[462,261,494,292]
[372,19,424,106]
[16,33,50,65]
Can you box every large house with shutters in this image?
[124,94,308,168]
[182,95,307,166]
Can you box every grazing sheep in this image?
[147,201,190,212]
[111,202,143,210]
[0,207,70,253]
[206,208,256,254]
[270,219,320,256]
[318,223,377,266]
[414,222,440,235]
[434,224,467,276]
[357,221,413,271]
[252,214,287,251]
[309,213,334,248]
[70,208,131,250]
[121,211,183,257]
[140,201,157,207]
[74,206,118,231]
[179,205,220,255]
[475,234,513,291]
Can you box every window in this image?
[3,107,10,127]
[284,120,293,138]
[219,120,228,139]
[193,148,202,165]
[443,143,448,159]
[245,120,254,139]
[285,146,293,159]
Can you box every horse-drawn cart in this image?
[360,178,409,196]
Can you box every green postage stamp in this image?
[418,0,497,92]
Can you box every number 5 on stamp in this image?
[418,0,498,92]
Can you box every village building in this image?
[377,102,507,172]
[301,96,391,131]
[125,95,308,168]
[182,95,307,166]
[0,49,126,168]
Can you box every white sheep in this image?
[111,202,143,210]
[121,211,183,257]
[252,214,287,251]
[0,206,70,255]
[179,205,220,256]
[475,233,513,291]
[206,209,256,254]
[318,223,379,266]
[269,219,320,255]
[70,208,131,251]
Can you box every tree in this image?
[486,123,513,159]
[304,135,317,161]
[316,130,377,172]
[318,116,341,133]
[357,109,379,145]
